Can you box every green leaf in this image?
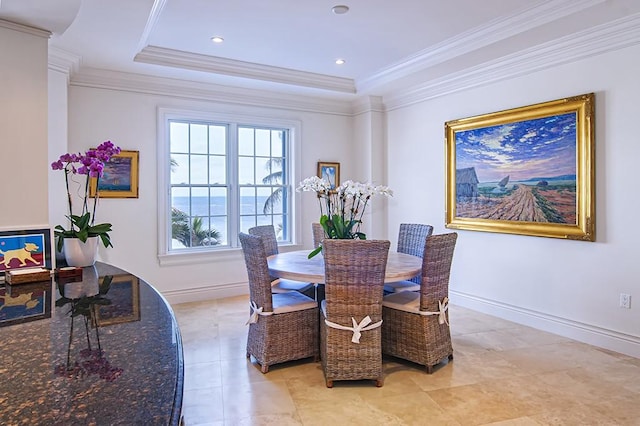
[98,233,113,248]
[55,297,72,307]
[308,245,322,259]
[99,275,113,294]
[89,223,113,234]
[55,211,114,249]
[91,298,112,306]
[332,214,346,238]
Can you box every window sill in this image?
[158,247,242,266]
[158,244,304,266]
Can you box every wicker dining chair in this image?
[311,222,325,248]
[239,232,319,373]
[383,223,433,294]
[381,232,458,373]
[321,239,390,387]
[248,225,316,299]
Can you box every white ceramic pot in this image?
[63,236,99,267]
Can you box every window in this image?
[158,109,299,259]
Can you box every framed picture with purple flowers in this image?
[90,150,139,198]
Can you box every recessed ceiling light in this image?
[332,5,349,15]
[211,36,224,43]
[335,59,346,65]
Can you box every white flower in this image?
[298,175,393,246]
[339,180,358,198]
[337,181,389,199]
[297,176,330,193]
[375,185,393,197]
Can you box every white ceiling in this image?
[2,0,640,99]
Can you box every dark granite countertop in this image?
[0,263,183,425]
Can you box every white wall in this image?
[48,68,69,246]
[352,96,389,240]
[385,43,640,357]
[0,21,49,228]
[62,84,353,302]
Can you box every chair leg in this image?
[325,379,333,388]
[261,364,269,373]
[426,364,433,374]
[375,378,384,387]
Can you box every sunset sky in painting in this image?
[455,112,577,183]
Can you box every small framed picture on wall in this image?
[90,150,139,198]
[317,162,340,189]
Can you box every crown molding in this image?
[48,46,81,78]
[0,18,50,38]
[352,96,385,116]
[136,0,168,53]
[357,0,605,93]
[134,45,356,94]
[384,12,640,111]
[70,68,355,116]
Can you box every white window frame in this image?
[157,107,302,266]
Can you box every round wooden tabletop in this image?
[267,250,421,284]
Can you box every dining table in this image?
[267,249,422,284]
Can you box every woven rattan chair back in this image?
[311,222,325,248]
[381,232,458,374]
[239,232,319,373]
[397,223,433,284]
[249,225,315,298]
[321,239,390,387]
[239,232,274,313]
[418,232,457,311]
[248,225,279,257]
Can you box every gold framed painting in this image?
[445,93,595,241]
[317,161,340,189]
[90,150,139,198]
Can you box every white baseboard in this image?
[162,281,248,305]
[450,290,640,359]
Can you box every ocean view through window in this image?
[163,113,293,254]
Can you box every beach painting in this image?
[90,150,139,198]
[445,93,595,241]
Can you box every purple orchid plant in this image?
[51,141,121,252]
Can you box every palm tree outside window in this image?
[167,118,291,251]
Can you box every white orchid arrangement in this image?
[297,175,393,258]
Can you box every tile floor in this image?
[172,295,640,425]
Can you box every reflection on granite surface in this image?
[0,280,52,326]
[54,268,123,382]
[0,263,183,425]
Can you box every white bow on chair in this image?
[324,315,383,343]
[246,301,273,325]
[419,296,449,325]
